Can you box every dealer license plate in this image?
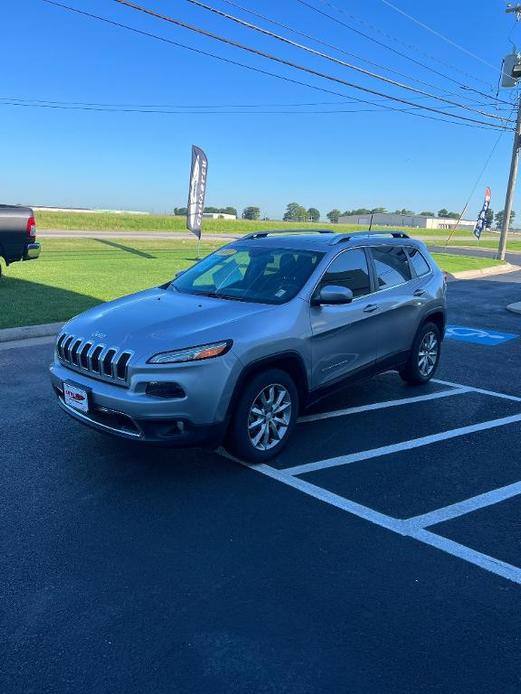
[63,383,89,413]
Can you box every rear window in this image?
[407,247,431,276]
[371,246,412,289]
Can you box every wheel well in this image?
[425,311,446,336]
[227,353,309,420]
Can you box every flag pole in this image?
[443,204,468,247]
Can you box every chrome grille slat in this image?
[56,332,133,386]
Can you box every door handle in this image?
[413,288,426,297]
[363,304,379,313]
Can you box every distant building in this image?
[32,206,150,215]
[338,212,475,231]
[202,212,237,220]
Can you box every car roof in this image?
[231,229,426,253]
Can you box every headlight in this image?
[148,340,232,364]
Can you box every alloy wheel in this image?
[418,331,439,377]
[248,384,292,451]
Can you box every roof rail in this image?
[331,230,410,244]
[242,228,335,240]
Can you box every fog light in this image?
[145,382,185,399]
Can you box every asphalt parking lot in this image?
[2,273,521,693]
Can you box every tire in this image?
[227,368,299,463]
[400,321,441,385]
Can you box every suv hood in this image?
[64,287,276,358]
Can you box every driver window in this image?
[318,249,371,298]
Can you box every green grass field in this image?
[0,238,504,329]
[36,209,509,243]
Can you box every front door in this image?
[309,248,378,389]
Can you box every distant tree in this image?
[370,207,387,214]
[420,211,434,217]
[222,206,238,216]
[242,206,261,220]
[283,202,308,222]
[495,209,516,229]
[485,208,494,229]
[437,208,450,218]
[307,207,320,222]
[174,207,188,216]
[344,208,371,216]
[326,209,342,223]
[393,208,415,215]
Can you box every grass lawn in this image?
[0,238,506,329]
[36,209,508,242]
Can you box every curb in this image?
[446,262,520,281]
[507,301,521,315]
[0,321,64,343]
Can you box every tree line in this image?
[173,203,516,228]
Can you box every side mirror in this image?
[314,285,354,305]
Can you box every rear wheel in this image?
[400,321,441,385]
[227,368,298,463]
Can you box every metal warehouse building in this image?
[338,212,475,230]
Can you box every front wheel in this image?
[227,368,299,463]
[400,321,441,385]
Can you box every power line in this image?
[40,1,507,131]
[379,0,505,77]
[314,0,497,88]
[113,0,510,129]
[0,98,511,124]
[2,94,513,116]
[295,0,514,106]
[215,0,492,106]
[184,0,513,124]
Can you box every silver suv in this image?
[50,230,446,462]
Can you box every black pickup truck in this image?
[0,205,41,276]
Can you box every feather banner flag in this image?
[473,187,491,240]
[186,145,208,240]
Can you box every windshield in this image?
[172,245,324,304]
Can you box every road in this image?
[2,273,521,693]
[38,228,512,246]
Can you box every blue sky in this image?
[2,0,520,219]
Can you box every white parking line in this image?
[284,413,521,477]
[297,387,472,424]
[405,480,521,530]
[432,378,521,403]
[225,376,521,585]
[241,461,521,585]
[410,529,521,585]
[245,462,406,533]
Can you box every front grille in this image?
[56,332,133,386]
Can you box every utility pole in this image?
[499,94,521,260]
[500,5,521,260]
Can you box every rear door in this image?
[309,248,378,388]
[367,244,420,361]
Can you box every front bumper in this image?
[49,354,238,447]
[24,242,41,260]
[54,388,226,446]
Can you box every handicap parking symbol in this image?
[445,324,519,346]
